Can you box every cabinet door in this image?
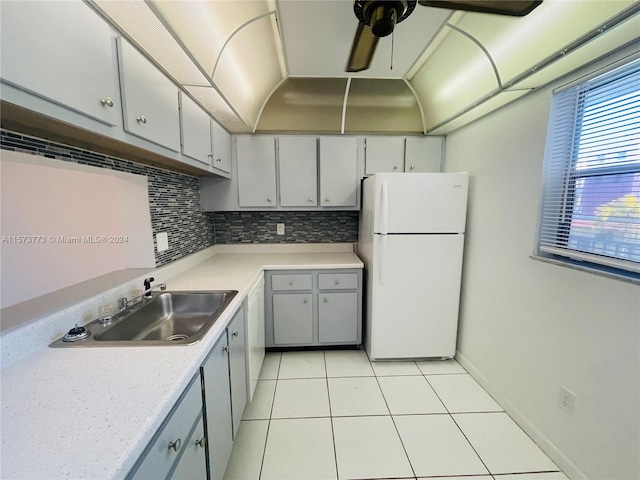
[319,137,358,207]
[236,136,277,207]
[201,334,233,480]
[228,308,247,440]
[318,292,359,343]
[405,137,443,173]
[0,1,119,126]
[130,375,203,480]
[365,137,405,174]
[273,293,313,344]
[246,279,265,403]
[278,136,318,207]
[211,120,232,173]
[118,38,181,152]
[180,92,212,166]
[169,417,207,480]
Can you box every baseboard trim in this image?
[455,351,587,480]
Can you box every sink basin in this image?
[50,290,238,347]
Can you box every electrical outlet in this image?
[559,386,576,414]
[276,223,285,235]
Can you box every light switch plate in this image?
[276,223,285,235]
[156,232,169,252]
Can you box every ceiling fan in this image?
[346,0,543,72]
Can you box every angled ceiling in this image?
[90,0,640,135]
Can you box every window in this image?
[537,58,640,276]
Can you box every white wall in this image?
[446,68,640,478]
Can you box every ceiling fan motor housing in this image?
[353,0,417,37]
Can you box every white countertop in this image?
[0,245,362,480]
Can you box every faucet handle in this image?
[143,277,155,291]
[118,297,129,310]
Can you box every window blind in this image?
[538,58,640,274]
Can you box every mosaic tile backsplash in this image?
[1,129,360,266]
[0,129,215,267]
[211,211,359,244]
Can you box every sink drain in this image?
[166,334,189,342]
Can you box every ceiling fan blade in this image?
[418,0,542,16]
[346,22,380,73]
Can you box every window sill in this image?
[530,254,640,286]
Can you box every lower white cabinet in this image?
[128,306,248,480]
[244,276,265,403]
[170,417,207,480]
[201,306,247,480]
[128,373,204,480]
[265,269,363,348]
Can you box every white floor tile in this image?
[259,352,281,380]
[497,473,569,480]
[371,360,422,376]
[242,380,276,420]
[416,358,466,375]
[378,376,447,414]
[278,350,326,379]
[223,420,268,480]
[453,412,559,475]
[325,350,374,377]
[427,374,503,413]
[394,414,488,477]
[328,377,388,417]
[333,416,413,479]
[261,418,337,480]
[271,378,330,418]
[417,477,492,480]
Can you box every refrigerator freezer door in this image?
[372,173,468,234]
[368,233,464,360]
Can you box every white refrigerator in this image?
[358,172,469,360]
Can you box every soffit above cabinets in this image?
[89,0,640,136]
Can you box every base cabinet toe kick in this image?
[265,269,363,348]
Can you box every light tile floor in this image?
[224,349,567,480]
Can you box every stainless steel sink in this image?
[50,290,238,347]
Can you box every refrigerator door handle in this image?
[381,180,389,234]
[379,234,388,286]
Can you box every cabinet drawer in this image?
[131,374,203,479]
[271,274,312,291]
[318,273,358,290]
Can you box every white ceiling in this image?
[91,0,640,135]
[276,0,452,78]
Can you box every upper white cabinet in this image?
[180,92,212,166]
[405,137,443,173]
[117,38,181,152]
[319,137,358,207]
[211,120,232,174]
[365,137,405,174]
[0,1,119,126]
[364,136,444,174]
[278,136,318,207]
[237,136,277,207]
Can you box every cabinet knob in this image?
[335,279,340,285]
[222,345,229,353]
[410,165,415,170]
[303,298,308,303]
[267,198,272,202]
[393,165,399,170]
[100,97,114,108]
[307,198,314,202]
[232,330,239,337]
[216,158,222,162]
[324,198,330,203]
[289,280,294,285]
[207,153,213,158]
[195,437,206,448]
[136,115,147,124]
[324,297,328,303]
[168,438,182,452]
